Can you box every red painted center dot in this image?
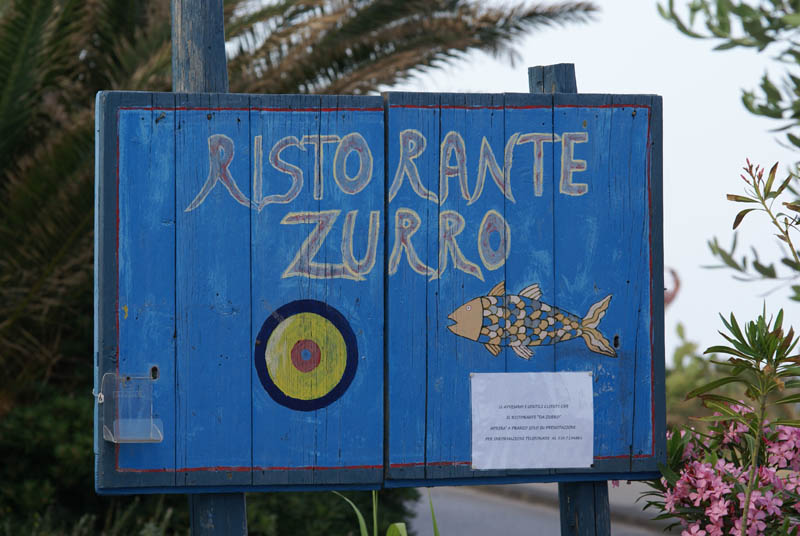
[291,339,322,373]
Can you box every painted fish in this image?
[447,280,616,359]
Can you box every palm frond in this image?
[228,0,597,94]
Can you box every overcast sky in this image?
[384,0,800,360]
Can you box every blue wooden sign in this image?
[94,91,664,494]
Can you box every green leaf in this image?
[693,415,740,423]
[704,400,750,421]
[753,260,777,278]
[727,194,758,203]
[686,376,748,399]
[778,366,800,377]
[373,490,378,536]
[765,162,779,194]
[781,258,800,272]
[658,462,680,486]
[428,489,440,536]
[788,133,800,149]
[714,40,739,50]
[704,345,751,359]
[743,432,757,453]
[761,75,783,104]
[698,393,749,408]
[772,419,800,427]
[733,208,756,229]
[386,523,408,536]
[781,379,800,390]
[781,13,800,27]
[775,176,793,197]
[333,491,369,536]
[791,286,800,302]
[774,393,800,405]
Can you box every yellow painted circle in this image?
[263,312,347,400]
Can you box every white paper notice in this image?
[471,372,593,470]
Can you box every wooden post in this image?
[189,493,248,535]
[528,63,611,536]
[172,0,229,93]
[558,482,610,536]
[171,2,246,533]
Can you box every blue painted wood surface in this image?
[385,92,439,480]
[384,92,661,483]
[96,92,385,491]
[117,93,177,481]
[95,89,664,492]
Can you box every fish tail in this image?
[580,295,616,357]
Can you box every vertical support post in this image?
[172,0,229,93]
[189,493,248,535]
[171,2,246,534]
[528,63,610,536]
[558,482,610,536]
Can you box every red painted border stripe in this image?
[118,106,383,112]
[114,101,658,473]
[117,464,382,473]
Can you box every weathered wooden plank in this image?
[96,91,179,490]
[424,93,509,480]
[500,91,558,481]
[385,92,439,480]
[251,94,319,486]
[116,92,177,483]
[312,95,384,484]
[249,95,384,486]
[631,93,666,472]
[552,93,631,463]
[175,93,252,486]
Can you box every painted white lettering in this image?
[341,210,380,279]
[433,210,483,281]
[472,134,519,204]
[300,134,340,200]
[439,131,470,205]
[389,129,437,203]
[185,134,251,211]
[281,210,357,280]
[560,132,589,196]
[388,208,435,277]
[263,135,305,209]
[478,209,510,271]
[516,133,558,198]
[333,133,373,195]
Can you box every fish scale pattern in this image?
[476,295,583,347]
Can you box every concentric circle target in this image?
[254,300,357,411]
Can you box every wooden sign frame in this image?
[95,90,664,494]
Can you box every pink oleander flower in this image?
[705,497,729,524]
[760,490,783,517]
[682,521,706,536]
[704,520,724,536]
[733,510,767,536]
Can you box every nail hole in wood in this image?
[150,366,159,380]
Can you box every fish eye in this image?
[466,305,471,311]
